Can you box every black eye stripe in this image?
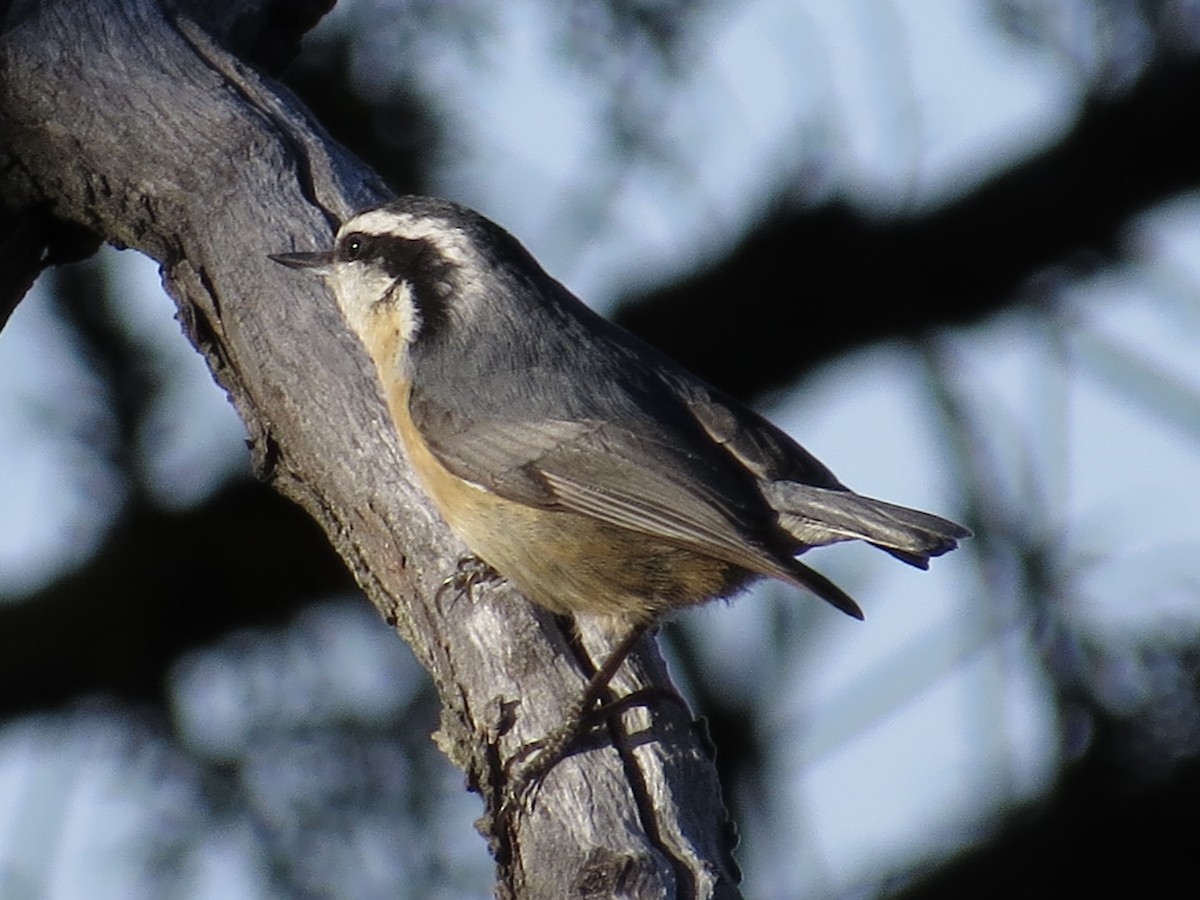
[336,232,436,280]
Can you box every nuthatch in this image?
[272,195,969,722]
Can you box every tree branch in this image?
[0,1,739,895]
[616,52,1200,398]
[0,481,353,718]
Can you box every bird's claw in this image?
[436,556,502,608]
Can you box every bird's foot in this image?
[436,555,502,608]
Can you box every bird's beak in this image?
[268,250,335,274]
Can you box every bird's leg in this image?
[502,621,652,812]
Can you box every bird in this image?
[271,195,970,764]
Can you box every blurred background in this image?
[3,0,1200,897]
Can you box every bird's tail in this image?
[779,558,867,620]
[763,481,971,569]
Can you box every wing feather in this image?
[410,391,791,578]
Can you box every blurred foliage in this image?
[2,0,1200,898]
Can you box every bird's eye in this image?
[345,236,364,260]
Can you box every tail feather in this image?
[763,481,971,567]
[783,559,864,620]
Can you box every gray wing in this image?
[669,375,847,488]
[408,390,797,580]
[676,377,970,565]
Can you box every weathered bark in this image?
[0,1,739,896]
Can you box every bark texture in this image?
[0,1,740,896]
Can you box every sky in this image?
[2,0,1200,897]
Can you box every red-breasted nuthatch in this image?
[272,195,969,680]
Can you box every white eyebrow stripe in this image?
[341,210,475,268]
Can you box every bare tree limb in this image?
[0,480,355,718]
[617,52,1200,398]
[0,1,739,896]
